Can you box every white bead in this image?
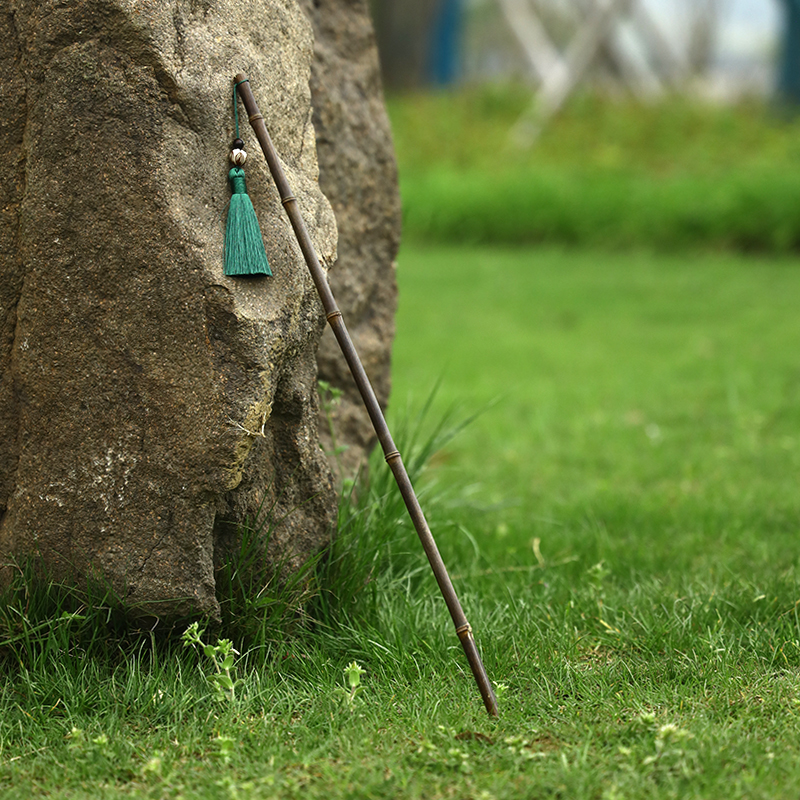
[230,148,247,166]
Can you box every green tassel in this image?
[224,167,272,277]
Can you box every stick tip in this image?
[234,72,248,85]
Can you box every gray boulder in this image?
[0,0,346,621]
[302,0,401,484]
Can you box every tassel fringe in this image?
[224,167,272,277]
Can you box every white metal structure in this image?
[496,0,688,141]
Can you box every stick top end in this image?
[234,73,248,86]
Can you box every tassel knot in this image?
[229,168,248,195]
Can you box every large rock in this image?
[300,0,401,483]
[0,0,341,621]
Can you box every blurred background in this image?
[364,0,800,552]
[368,0,800,254]
[372,0,780,98]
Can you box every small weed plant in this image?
[182,621,240,703]
[335,660,366,707]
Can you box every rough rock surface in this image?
[0,0,340,621]
[300,0,401,483]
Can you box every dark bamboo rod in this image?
[234,74,498,718]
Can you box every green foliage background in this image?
[391,87,800,250]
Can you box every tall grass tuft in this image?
[0,558,142,670]
[310,390,486,655]
[213,494,325,657]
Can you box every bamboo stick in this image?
[233,74,498,717]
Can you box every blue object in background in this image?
[778,0,800,103]
[428,0,463,86]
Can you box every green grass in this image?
[391,244,800,527]
[3,243,800,797]
[389,87,800,249]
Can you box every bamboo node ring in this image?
[248,113,264,122]
[384,450,401,464]
[456,623,473,640]
[326,310,343,323]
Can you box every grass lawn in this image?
[3,242,800,798]
[392,243,800,570]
